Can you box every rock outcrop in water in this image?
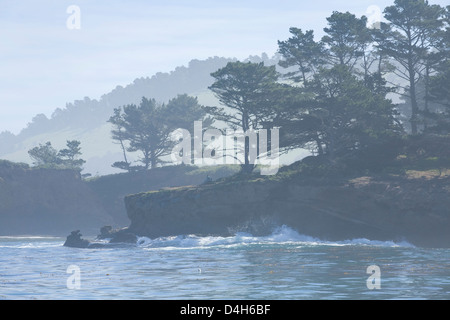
[63,230,91,248]
[124,172,450,248]
[63,227,138,248]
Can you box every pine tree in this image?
[277,28,325,84]
[381,0,445,134]
[206,61,280,173]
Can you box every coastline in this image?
[115,170,450,249]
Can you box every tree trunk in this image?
[119,138,129,168]
[150,148,156,169]
[143,149,151,170]
[424,62,430,130]
[409,68,419,135]
[315,133,324,156]
[241,111,253,173]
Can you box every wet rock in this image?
[97,225,113,239]
[109,230,137,243]
[63,230,90,248]
[64,227,138,248]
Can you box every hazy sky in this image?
[1,0,448,134]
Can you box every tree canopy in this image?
[104,0,450,176]
[108,94,210,171]
[28,140,86,171]
[206,61,280,172]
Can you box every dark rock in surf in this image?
[63,230,90,248]
[97,225,114,239]
[96,226,137,243]
[64,227,138,248]
[108,228,138,243]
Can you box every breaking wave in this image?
[136,225,414,249]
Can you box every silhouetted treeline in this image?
[110,1,450,174]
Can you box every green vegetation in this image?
[206,61,281,173]
[2,0,449,185]
[2,1,450,240]
[0,159,29,170]
[108,94,211,171]
[101,1,449,179]
[27,140,86,171]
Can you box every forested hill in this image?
[0,55,277,175]
[0,57,227,140]
[21,57,235,135]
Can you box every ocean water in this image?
[0,225,449,300]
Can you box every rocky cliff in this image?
[0,161,112,236]
[124,173,450,248]
[86,165,239,227]
[0,161,238,236]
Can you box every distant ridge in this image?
[1,56,234,142]
[0,54,279,175]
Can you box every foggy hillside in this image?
[0,55,279,176]
[0,51,409,176]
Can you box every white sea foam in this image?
[136,225,414,249]
[0,236,64,248]
[0,236,62,240]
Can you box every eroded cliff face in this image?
[0,164,112,236]
[125,175,450,248]
[0,162,239,236]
